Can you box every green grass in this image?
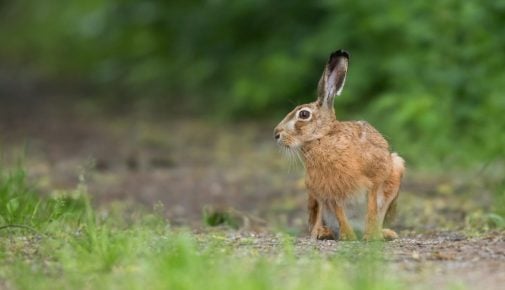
[0,167,404,290]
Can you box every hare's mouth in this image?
[276,138,301,150]
[276,138,291,148]
[275,131,302,149]
[277,142,291,149]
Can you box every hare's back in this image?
[338,121,392,179]
[341,121,390,151]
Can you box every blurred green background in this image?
[1,0,504,167]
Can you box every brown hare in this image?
[274,50,405,241]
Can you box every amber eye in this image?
[298,110,311,119]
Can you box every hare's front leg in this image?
[332,203,357,241]
[308,195,318,232]
[309,197,333,240]
[364,185,382,241]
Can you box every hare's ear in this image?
[317,49,349,108]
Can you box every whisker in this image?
[277,144,305,173]
[287,147,303,171]
[295,149,304,166]
[287,148,295,172]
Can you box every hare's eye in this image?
[298,110,311,120]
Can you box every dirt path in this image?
[204,230,505,290]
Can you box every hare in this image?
[274,50,405,241]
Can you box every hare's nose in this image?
[273,128,282,140]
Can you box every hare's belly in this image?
[305,170,369,200]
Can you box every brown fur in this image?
[274,50,405,241]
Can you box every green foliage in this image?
[203,206,241,228]
[0,168,37,225]
[466,212,505,232]
[4,228,402,290]
[0,167,89,228]
[492,178,505,217]
[0,0,504,166]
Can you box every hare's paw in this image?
[382,228,398,241]
[363,231,384,242]
[338,229,357,241]
[363,229,398,241]
[311,226,334,240]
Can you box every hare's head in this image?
[274,49,349,149]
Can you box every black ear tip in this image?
[329,49,350,60]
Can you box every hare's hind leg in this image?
[378,185,399,240]
[364,185,382,241]
[378,153,405,240]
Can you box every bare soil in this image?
[196,230,505,290]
